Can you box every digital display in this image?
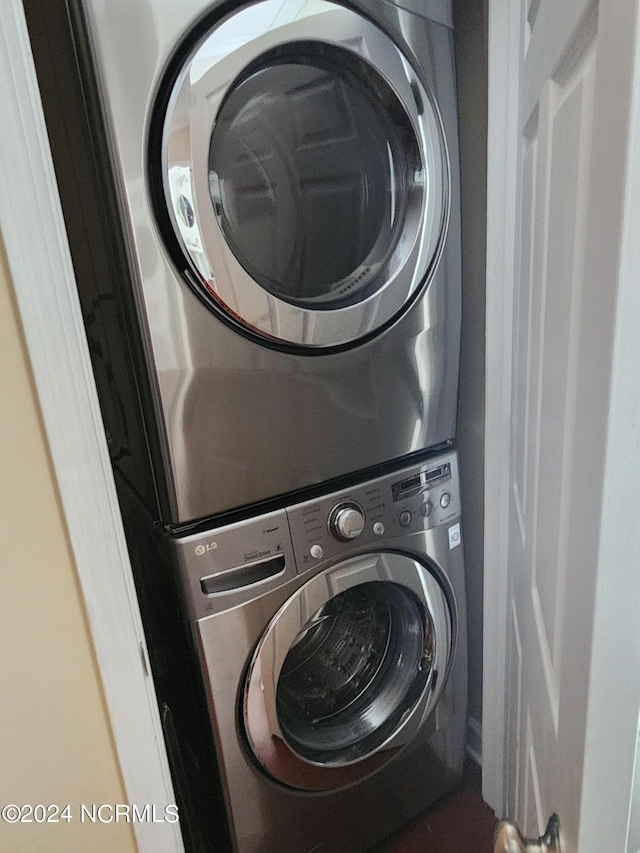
[402,475,422,490]
[425,466,443,481]
[392,463,451,501]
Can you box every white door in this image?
[484,0,640,850]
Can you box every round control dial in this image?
[329,502,366,541]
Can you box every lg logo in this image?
[194,542,217,556]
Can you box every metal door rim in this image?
[242,550,454,791]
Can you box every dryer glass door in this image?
[207,48,414,310]
[243,552,453,791]
[157,0,448,348]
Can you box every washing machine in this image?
[69,0,462,525]
[169,448,467,852]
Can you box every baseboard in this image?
[466,716,482,766]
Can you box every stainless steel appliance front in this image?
[158,1,447,348]
[74,0,462,524]
[169,449,467,852]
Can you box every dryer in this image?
[169,448,467,852]
[71,0,462,526]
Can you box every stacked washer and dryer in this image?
[66,1,468,851]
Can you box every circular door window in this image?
[243,552,453,791]
[276,582,430,764]
[208,45,418,309]
[156,0,448,348]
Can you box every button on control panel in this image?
[287,450,461,574]
[421,500,433,517]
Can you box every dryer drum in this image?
[275,582,433,762]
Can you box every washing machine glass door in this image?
[155,0,448,349]
[243,552,453,791]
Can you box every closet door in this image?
[485,1,640,850]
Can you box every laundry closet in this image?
[23,1,488,851]
[13,0,640,850]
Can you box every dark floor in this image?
[372,759,497,853]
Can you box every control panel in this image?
[288,452,460,574]
[170,450,461,620]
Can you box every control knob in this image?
[329,502,365,541]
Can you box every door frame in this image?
[484,1,640,848]
[0,3,184,852]
[482,0,520,815]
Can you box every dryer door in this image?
[243,551,454,791]
[153,0,448,349]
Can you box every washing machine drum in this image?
[243,552,454,791]
[154,0,448,349]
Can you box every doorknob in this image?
[494,813,562,853]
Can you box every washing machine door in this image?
[153,0,448,349]
[243,551,454,791]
